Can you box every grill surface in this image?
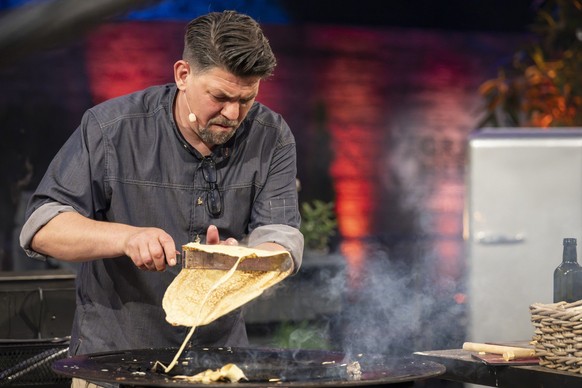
[52,346,445,387]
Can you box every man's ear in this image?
[174,60,190,91]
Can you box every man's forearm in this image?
[31,211,137,262]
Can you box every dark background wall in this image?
[0,0,537,354]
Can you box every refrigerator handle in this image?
[475,232,526,245]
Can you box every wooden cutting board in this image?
[470,352,539,366]
[465,341,539,366]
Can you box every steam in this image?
[274,243,465,358]
[246,237,465,359]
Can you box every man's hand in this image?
[205,225,238,246]
[124,228,178,271]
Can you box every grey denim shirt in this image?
[19,84,303,355]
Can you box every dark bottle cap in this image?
[563,238,577,246]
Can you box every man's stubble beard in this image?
[197,118,239,145]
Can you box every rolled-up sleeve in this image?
[247,116,303,272]
[248,224,304,272]
[19,109,107,259]
[20,203,77,259]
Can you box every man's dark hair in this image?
[183,10,277,79]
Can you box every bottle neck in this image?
[563,244,578,263]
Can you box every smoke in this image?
[247,238,466,358]
[296,242,466,357]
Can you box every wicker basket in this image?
[530,299,582,373]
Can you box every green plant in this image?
[479,0,582,127]
[300,200,337,252]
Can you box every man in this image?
[19,10,303,358]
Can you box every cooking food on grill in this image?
[52,347,447,386]
[163,242,293,327]
[173,363,247,383]
[156,242,293,374]
[347,361,362,380]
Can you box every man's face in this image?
[183,66,261,146]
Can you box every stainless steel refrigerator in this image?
[466,128,582,343]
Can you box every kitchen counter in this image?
[415,348,582,387]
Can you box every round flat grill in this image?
[52,346,445,387]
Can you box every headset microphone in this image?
[184,91,197,123]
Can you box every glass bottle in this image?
[554,238,582,303]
